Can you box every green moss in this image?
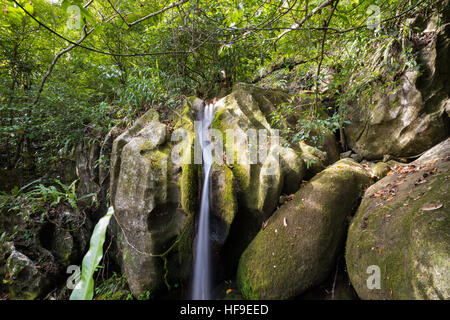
[232,164,260,212]
[174,99,196,132]
[211,163,237,235]
[222,165,237,226]
[180,162,199,215]
[138,141,156,154]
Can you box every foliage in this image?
[0,178,94,220]
[94,272,133,300]
[69,206,113,300]
[0,0,442,175]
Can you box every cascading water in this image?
[191,102,215,300]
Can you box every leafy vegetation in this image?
[1,0,442,177]
[69,206,113,300]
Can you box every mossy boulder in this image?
[212,86,306,219]
[346,138,450,299]
[345,22,450,160]
[210,164,237,251]
[110,104,198,297]
[237,159,372,299]
[212,85,307,269]
[5,248,49,300]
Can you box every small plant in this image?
[70,207,114,300]
[94,272,133,300]
[137,290,152,300]
[0,179,95,219]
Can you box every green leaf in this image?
[69,207,114,300]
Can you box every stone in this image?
[345,22,450,160]
[340,151,352,158]
[237,159,372,299]
[346,138,450,299]
[212,85,307,271]
[6,249,48,300]
[110,105,198,296]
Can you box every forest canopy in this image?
[0,0,442,176]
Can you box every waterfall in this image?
[191,102,214,300]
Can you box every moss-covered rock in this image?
[212,86,307,218]
[111,104,198,297]
[212,85,308,270]
[346,138,450,299]
[210,163,237,250]
[6,248,49,300]
[237,159,372,299]
[345,21,450,160]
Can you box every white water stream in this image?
[191,102,215,300]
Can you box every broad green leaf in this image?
[69,207,113,300]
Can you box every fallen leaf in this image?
[421,204,443,211]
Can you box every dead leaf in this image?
[421,204,443,211]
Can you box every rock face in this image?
[213,84,307,220]
[5,248,48,300]
[210,164,237,252]
[0,201,91,299]
[237,159,372,299]
[110,105,198,296]
[346,138,450,299]
[76,141,101,199]
[345,21,450,160]
[212,85,308,270]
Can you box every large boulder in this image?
[110,105,198,296]
[346,138,450,299]
[212,85,308,270]
[345,19,450,160]
[212,85,308,220]
[237,159,372,299]
[5,246,49,300]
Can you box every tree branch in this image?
[314,0,339,112]
[128,0,189,27]
[276,0,334,42]
[33,27,94,105]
